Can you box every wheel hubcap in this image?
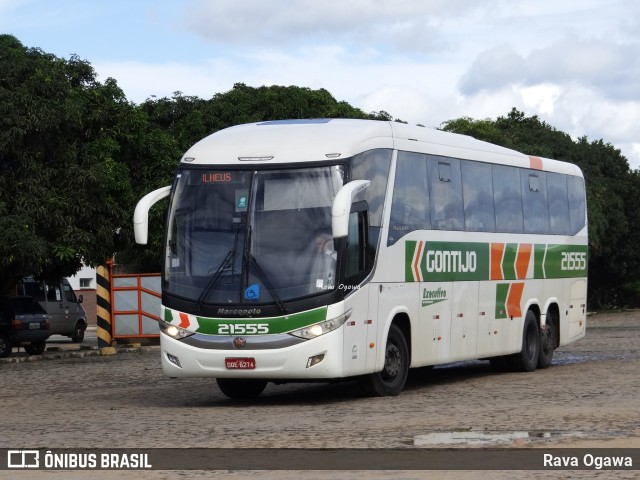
[526,325,537,359]
[383,344,401,379]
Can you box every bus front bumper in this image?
[160,330,346,380]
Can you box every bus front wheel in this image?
[360,324,409,396]
[216,378,267,400]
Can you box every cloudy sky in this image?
[2,0,639,168]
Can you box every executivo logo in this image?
[422,287,448,307]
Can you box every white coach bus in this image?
[134,119,588,399]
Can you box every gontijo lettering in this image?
[425,249,476,273]
[406,241,489,282]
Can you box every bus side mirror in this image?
[77,295,83,304]
[331,180,370,238]
[133,186,171,244]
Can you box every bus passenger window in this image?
[493,165,524,233]
[568,176,587,234]
[461,161,495,232]
[522,171,550,234]
[547,172,571,235]
[427,156,464,231]
[388,151,430,245]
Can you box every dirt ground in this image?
[1,310,638,479]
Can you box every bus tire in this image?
[216,378,267,399]
[360,324,409,396]
[538,312,558,369]
[508,310,540,372]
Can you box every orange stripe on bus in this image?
[506,283,525,318]
[491,243,505,280]
[515,244,532,279]
[179,312,190,329]
[529,156,543,170]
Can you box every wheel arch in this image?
[376,307,412,372]
[390,312,412,366]
[525,302,541,326]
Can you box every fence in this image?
[111,273,161,339]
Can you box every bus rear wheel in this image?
[360,324,409,396]
[216,378,267,399]
[538,312,558,369]
[507,310,540,372]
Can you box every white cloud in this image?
[516,84,562,115]
[95,60,233,101]
[182,0,491,54]
[459,36,640,101]
[458,46,526,94]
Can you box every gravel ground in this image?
[1,310,638,479]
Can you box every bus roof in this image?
[180,119,582,176]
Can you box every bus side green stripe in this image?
[495,284,510,319]
[502,243,517,280]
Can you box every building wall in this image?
[69,267,97,325]
[76,289,97,326]
[68,266,97,290]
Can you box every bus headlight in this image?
[289,309,352,340]
[160,321,195,340]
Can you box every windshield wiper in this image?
[245,251,288,314]
[195,249,236,310]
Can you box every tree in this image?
[138,84,378,152]
[0,35,138,290]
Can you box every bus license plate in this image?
[225,357,256,370]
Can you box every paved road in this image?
[1,312,639,479]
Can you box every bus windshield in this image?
[165,165,345,306]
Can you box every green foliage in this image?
[0,35,137,289]
[138,84,375,152]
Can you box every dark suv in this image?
[0,296,51,357]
